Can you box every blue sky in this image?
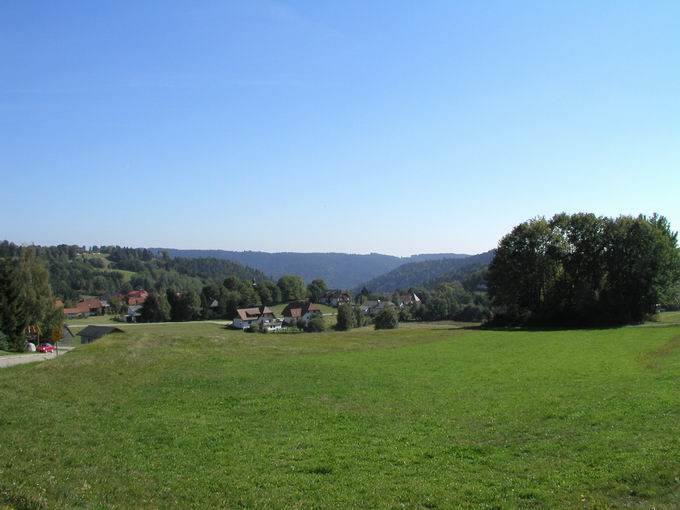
[1,1,679,256]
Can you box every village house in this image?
[125,305,143,323]
[281,301,322,324]
[360,299,396,316]
[319,290,351,307]
[59,298,109,319]
[124,290,149,306]
[232,306,276,329]
[398,291,421,307]
[111,290,149,307]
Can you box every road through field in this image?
[0,352,56,368]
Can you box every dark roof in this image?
[321,290,351,299]
[62,325,74,340]
[77,325,124,338]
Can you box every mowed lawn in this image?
[1,322,679,509]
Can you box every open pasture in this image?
[1,320,679,508]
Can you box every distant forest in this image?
[360,250,495,292]
[0,242,266,303]
[151,248,470,289]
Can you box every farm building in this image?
[77,325,124,344]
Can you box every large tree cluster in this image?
[488,213,680,325]
[0,249,63,351]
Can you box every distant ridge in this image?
[149,249,470,289]
[359,250,496,292]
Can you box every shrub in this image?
[353,306,368,327]
[0,331,10,351]
[398,306,413,322]
[455,304,488,322]
[304,315,325,333]
[335,304,354,331]
[374,307,398,330]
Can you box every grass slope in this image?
[1,322,679,508]
[81,252,136,283]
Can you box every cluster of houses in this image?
[360,291,421,316]
[231,291,421,332]
[57,298,110,319]
[116,290,149,323]
[232,301,322,332]
[56,285,421,333]
[55,290,150,322]
[318,290,351,307]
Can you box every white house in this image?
[360,300,396,316]
[232,306,276,329]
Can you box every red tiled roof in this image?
[235,306,273,321]
[63,298,105,315]
[282,301,321,318]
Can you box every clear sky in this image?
[1,1,679,256]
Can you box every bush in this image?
[243,322,262,333]
[335,304,354,331]
[398,306,413,322]
[353,306,369,327]
[304,315,325,333]
[374,307,399,330]
[455,304,487,322]
[0,331,10,351]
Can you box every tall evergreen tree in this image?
[0,259,27,350]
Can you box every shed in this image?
[77,325,124,345]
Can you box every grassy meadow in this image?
[80,252,136,282]
[1,319,679,508]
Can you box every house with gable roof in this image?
[232,306,276,329]
[281,301,322,325]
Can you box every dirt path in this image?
[0,346,74,369]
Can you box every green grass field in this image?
[1,320,679,508]
[65,315,122,328]
[80,252,136,282]
[655,311,680,325]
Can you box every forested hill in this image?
[150,249,469,289]
[360,250,496,292]
[0,242,266,302]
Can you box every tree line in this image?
[0,250,64,351]
[487,213,680,325]
[0,242,268,303]
[139,275,329,323]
